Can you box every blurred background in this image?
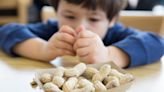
[0,0,164,23]
[0,0,164,34]
[0,0,49,24]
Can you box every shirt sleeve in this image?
[0,19,58,56]
[103,23,164,68]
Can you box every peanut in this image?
[52,76,65,88]
[74,63,87,76]
[53,67,65,77]
[64,63,86,77]
[43,82,63,92]
[120,73,134,84]
[72,85,95,92]
[109,69,124,79]
[92,64,111,82]
[62,77,78,92]
[105,76,120,89]
[75,78,93,88]
[94,81,107,92]
[40,73,52,84]
[82,67,99,79]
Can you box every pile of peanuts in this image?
[36,63,134,92]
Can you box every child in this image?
[0,0,164,68]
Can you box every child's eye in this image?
[64,15,76,20]
[89,18,100,22]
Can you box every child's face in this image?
[56,1,114,39]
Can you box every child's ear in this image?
[108,17,117,28]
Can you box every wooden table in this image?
[0,50,164,92]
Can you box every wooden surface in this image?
[0,50,164,92]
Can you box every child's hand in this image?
[74,26,110,64]
[43,26,77,61]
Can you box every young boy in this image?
[0,0,164,68]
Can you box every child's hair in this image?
[48,0,127,21]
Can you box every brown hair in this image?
[48,0,127,21]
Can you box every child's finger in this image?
[55,32,76,45]
[78,30,95,38]
[59,25,77,37]
[55,39,74,51]
[79,54,95,64]
[76,47,89,57]
[73,38,93,50]
[56,48,75,56]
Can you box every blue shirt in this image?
[0,19,164,68]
